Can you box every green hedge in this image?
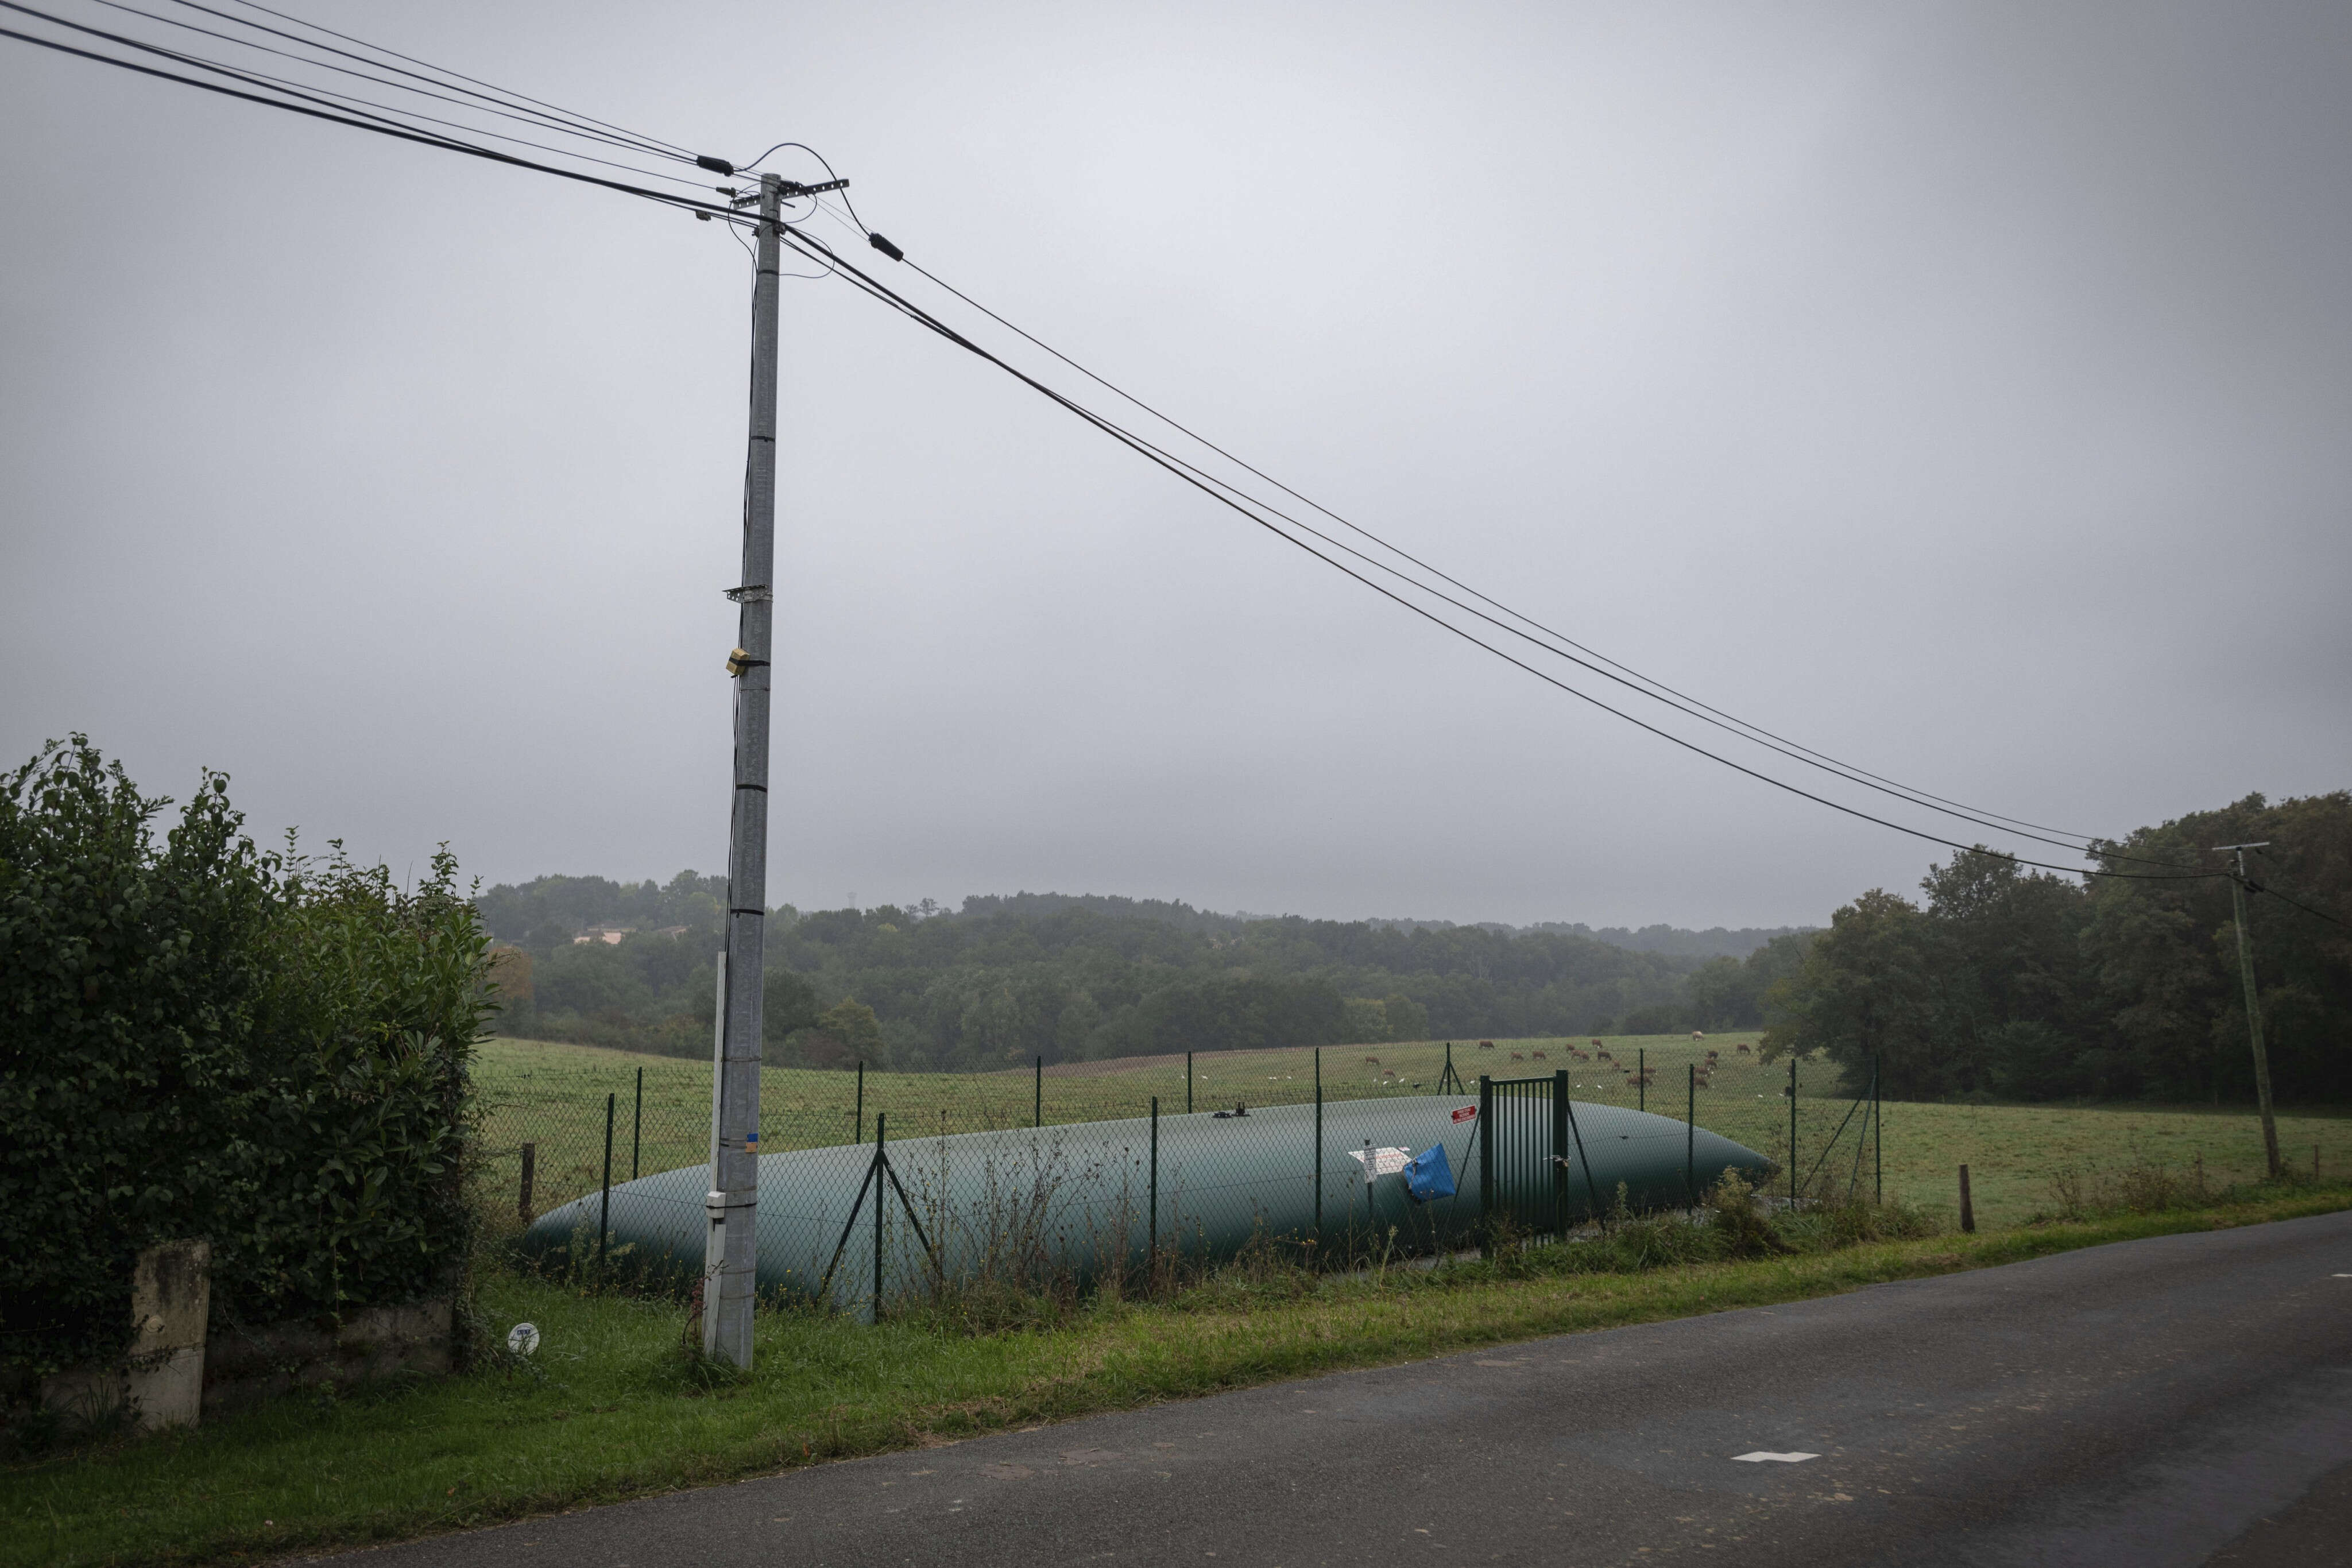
[0,738,491,1380]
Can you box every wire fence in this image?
[477,1032,1880,1312]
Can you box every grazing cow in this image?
[1590,1039,1604,1050]
[1381,1068,1398,1080]
[1692,1030,1705,1040]
[1478,1040,1495,1050]
[1364,1056,1380,1064]
[1532,1050,1548,1060]
[1511,1052,1526,1061]
[1736,1042,1752,1054]
[1596,1050,1614,1062]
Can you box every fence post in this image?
[519,1141,535,1222]
[1477,1073,1494,1241]
[855,1060,864,1143]
[1638,1047,1645,1114]
[1148,1095,1160,1291]
[1872,1056,1882,1204]
[1186,1050,1193,1116]
[1552,1068,1570,1238]
[1788,1055,1799,1205]
[1313,1047,1324,1251]
[632,1066,644,1180]
[1686,1063,1696,1209]
[599,1092,616,1279]
[1035,1055,1043,1129]
[875,1112,888,1315]
[1958,1162,1975,1233]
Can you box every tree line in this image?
[477,885,1783,1070]
[1763,792,2351,1105]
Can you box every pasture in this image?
[475,1032,2351,1228]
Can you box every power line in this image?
[92,0,701,169]
[43,0,711,188]
[6,1,711,190]
[887,249,2114,853]
[775,225,2229,886]
[0,16,733,218]
[196,0,697,160]
[810,230,2214,877]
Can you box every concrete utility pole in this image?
[705,170,784,1366]
[2216,842,2282,1179]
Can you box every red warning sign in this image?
[1451,1106,1477,1123]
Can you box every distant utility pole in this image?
[2216,842,2281,1180]
[705,171,786,1368]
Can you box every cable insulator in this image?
[696,153,736,175]
[868,231,904,262]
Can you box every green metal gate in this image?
[1477,1070,1601,1237]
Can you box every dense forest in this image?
[477,881,1803,1070]
[1765,792,2351,1106]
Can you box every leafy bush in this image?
[0,738,490,1381]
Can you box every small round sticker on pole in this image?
[507,1322,540,1357]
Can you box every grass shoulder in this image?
[7,1180,2348,1568]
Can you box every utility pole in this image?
[704,170,784,1368]
[2216,842,2281,1179]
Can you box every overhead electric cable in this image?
[775,224,2228,886]
[0,17,736,218]
[198,0,697,160]
[807,227,2205,874]
[42,0,711,187]
[883,247,2107,850]
[97,0,701,169]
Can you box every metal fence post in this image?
[1313,1047,1324,1250]
[1958,1162,1974,1233]
[855,1059,864,1143]
[1788,1055,1799,1204]
[1638,1047,1645,1114]
[875,1112,888,1314]
[1552,1068,1570,1238]
[1686,1062,1696,1209]
[1186,1050,1193,1116]
[1148,1094,1160,1290]
[632,1066,643,1180]
[599,1092,615,1279]
[1477,1073,1494,1240]
[1872,1055,1882,1203]
[519,1141,535,1222]
[1035,1054,1043,1129]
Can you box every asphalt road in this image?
[327,1210,2352,1567]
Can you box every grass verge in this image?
[8,1182,2349,1568]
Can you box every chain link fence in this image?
[477,1031,1881,1306]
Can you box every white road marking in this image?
[1732,1451,1819,1463]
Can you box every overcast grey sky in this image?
[3,1,2347,928]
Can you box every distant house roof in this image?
[574,926,636,945]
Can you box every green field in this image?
[476,1032,2351,1229]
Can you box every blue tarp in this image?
[1404,1143,1456,1203]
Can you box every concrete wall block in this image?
[37,1238,212,1433]
[202,1299,453,1418]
